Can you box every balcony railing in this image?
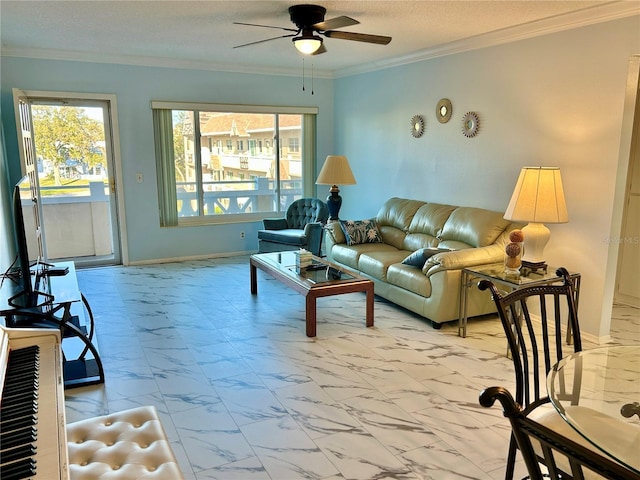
[176,177,302,216]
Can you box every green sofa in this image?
[324,197,520,328]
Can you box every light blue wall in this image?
[333,16,640,336]
[335,16,640,217]
[0,58,334,263]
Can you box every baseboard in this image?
[127,250,256,266]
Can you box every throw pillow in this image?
[402,247,451,267]
[339,219,383,246]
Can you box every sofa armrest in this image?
[422,244,504,276]
[263,218,289,230]
[324,221,346,245]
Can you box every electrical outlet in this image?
[240,232,245,239]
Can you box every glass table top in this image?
[464,263,578,287]
[547,345,640,473]
[255,251,356,284]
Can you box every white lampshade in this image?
[504,167,568,224]
[316,155,356,186]
[504,166,568,267]
[293,35,323,55]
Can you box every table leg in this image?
[250,263,258,294]
[306,295,317,337]
[365,284,374,327]
[459,271,470,338]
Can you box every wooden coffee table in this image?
[250,252,374,337]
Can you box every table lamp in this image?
[503,166,568,270]
[316,155,356,221]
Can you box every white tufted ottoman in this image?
[66,405,184,480]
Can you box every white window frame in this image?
[151,101,318,226]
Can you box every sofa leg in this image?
[431,321,442,329]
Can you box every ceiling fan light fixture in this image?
[293,34,323,54]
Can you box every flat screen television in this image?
[10,174,43,307]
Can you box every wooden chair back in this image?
[478,267,582,410]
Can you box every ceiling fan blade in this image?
[233,33,297,49]
[323,30,392,45]
[312,44,327,55]
[233,21,298,33]
[312,16,359,32]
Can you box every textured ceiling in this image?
[1,1,637,76]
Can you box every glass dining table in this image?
[547,345,640,474]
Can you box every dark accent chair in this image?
[258,198,329,256]
[478,268,584,480]
[480,386,638,480]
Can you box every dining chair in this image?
[480,386,638,480]
[478,267,583,480]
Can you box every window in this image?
[288,137,300,153]
[152,102,317,226]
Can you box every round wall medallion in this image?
[411,115,425,138]
[462,111,480,137]
[436,98,452,123]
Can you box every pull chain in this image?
[301,58,315,95]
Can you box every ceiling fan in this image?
[233,4,392,55]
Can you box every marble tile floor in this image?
[65,256,639,480]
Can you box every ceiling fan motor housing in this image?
[289,4,326,29]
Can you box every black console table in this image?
[0,261,104,388]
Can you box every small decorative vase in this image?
[504,229,525,275]
[504,241,523,275]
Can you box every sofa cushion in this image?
[339,219,382,245]
[403,203,456,251]
[378,225,407,250]
[375,198,424,249]
[439,207,510,247]
[258,228,306,246]
[376,197,425,230]
[331,243,397,269]
[402,247,452,267]
[386,264,432,297]
[407,203,457,237]
[358,250,408,281]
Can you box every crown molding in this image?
[0,46,335,79]
[334,1,640,78]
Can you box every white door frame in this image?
[12,89,129,265]
[602,55,640,333]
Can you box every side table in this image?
[458,263,581,338]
